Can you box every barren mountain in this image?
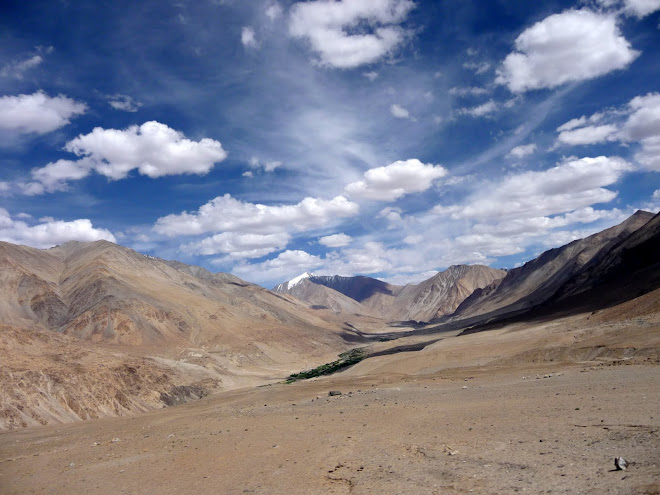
[388,265,506,322]
[452,210,656,322]
[274,265,504,323]
[0,240,356,428]
[551,210,660,309]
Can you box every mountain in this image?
[451,210,656,323]
[0,240,356,428]
[387,265,506,322]
[550,210,660,309]
[274,265,505,323]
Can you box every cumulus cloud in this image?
[507,143,537,159]
[557,124,618,146]
[154,194,359,237]
[0,208,115,249]
[457,100,498,117]
[288,0,415,68]
[390,103,410,119]
[241,26,259,48]
[319,233,352,247]
[364,71,379,81]
[183,232,290,258]
[654,189,660,200]
[345,159,447,201]
[108,94,142,112]
[433,156,632,222]
[22,158,92,195]
[249,156,282,172]
[232,250,324,284]
[0,91,86,135]
[555,92,660,170]
[597,0,660,17]
[496,9,639,93]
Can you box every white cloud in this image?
[463,61,490,74]
[241,26,259,48]
[154,194,359,236]
[556,124,618,145]
[249,157,282,172]
[458,100,498,117]
[555,92,660,170]
[0,208,115,249]
[183,232,290,258]
[23,158,92,195]
[653,189,660,200]
[288,0,415,69]
[449,86,489,97]
[433,156,632,222]
[496,9,639,93]
[507,143,537,159]
[345,159,447,201]
[0,91,86,135]
[23,122,227,193]
[242,170,254,178]
[598,0,660,17]
[623,0,660,17]
[232,250,324,284]
[0,55,42,78]
[64,121,227,180]
[557,116,589,132]
[364,71,379,81]
[265,1,283,21]
[108,94,142,112]
[390,103,410,119]
[319,233,352,247]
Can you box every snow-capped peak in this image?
[288,272,313,290]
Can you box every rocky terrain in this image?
[0,240,361,428]
[1,287,658,494]
[274,265,505,322]
[0,211,659,493]
[451,210,655,323]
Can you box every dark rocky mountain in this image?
[451,210,656,323]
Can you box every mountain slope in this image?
[0,240,358,428]
[389,265,506,322]
[452,210,655,322]
[274,265,505,323]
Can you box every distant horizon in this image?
[1,0,659,288]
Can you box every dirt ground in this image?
[2,293,659,494]
[0,359,658,494]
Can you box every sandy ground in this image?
[2,292,659,495]
[1,360,658,494]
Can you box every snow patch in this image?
[288,272,313,290]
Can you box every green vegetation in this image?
[285,348,367,383]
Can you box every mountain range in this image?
[1,210,658,429]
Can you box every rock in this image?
[614,457,628,470]
[462,386,468,389]
[328,391,342,396]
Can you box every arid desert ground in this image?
[2,290,659,495]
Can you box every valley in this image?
[0,211,659,494]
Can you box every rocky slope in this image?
[452,210,656,322]
[274,266,505,323]
[0,240,356,428]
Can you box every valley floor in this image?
[2,290,660,494]
[1,360,659,494]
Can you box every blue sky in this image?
[1,0,659,288]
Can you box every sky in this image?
[1,0,659,288]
